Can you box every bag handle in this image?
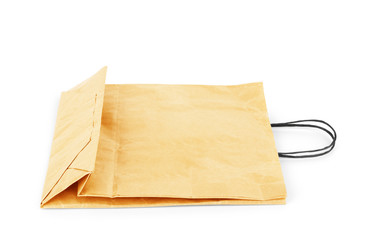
[271,119,337,158]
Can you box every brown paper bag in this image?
[41,67,287,208]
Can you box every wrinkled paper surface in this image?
[41,67,286,208]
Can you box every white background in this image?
[1,1,372,239]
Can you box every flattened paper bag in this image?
[41,67,336,208]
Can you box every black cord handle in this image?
[271,119,337,158]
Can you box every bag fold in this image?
[41,67,107,206]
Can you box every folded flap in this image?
[41,67,107,206]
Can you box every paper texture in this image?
[41,67,286,208]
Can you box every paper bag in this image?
[41,67,286,208]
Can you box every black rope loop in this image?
[271,119,337,158]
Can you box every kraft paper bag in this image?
[41,67,287,208]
